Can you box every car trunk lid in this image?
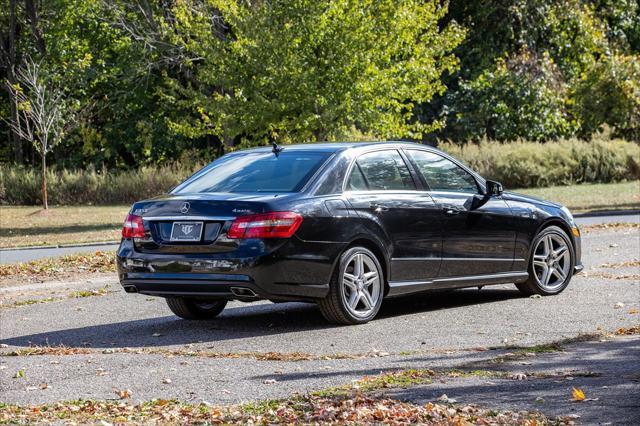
[129,193,288,253]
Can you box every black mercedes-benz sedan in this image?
[117,142,583,324]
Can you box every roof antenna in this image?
[271,141,283,156]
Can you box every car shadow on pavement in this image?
[247,337,639,424]
[0,287,522,349]
[386,337,640,425]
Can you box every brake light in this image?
[122,214,145,238]
[228,212,303,239]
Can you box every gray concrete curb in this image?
[574,209,640,218]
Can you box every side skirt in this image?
[387,271,530,297]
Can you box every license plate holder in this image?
[170,221,204,242]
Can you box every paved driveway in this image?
[0,224,638,423]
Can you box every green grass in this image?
[0,205,128,248]
[516,180,639,213]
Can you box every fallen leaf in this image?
[614,302,624,309]
[39,383,49,390]
[510,372,527,380]
[162,378,172,384]
[14,369,25,378]
[437,394,457,403]
[572,387,585,401]
[115,389,132,399]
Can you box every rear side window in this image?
[353,150,415,191]
[172,151,331,193]
[346,165,368,190]
[408,150,478,193]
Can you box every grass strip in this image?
[0,252,115,282]
[0,384,554,425]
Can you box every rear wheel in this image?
[318,246,384,325]
[166,297,227,320]
[516,226,575,296]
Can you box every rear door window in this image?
[354,150,415,191]
[173,151,331,193]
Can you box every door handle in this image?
[443,207,462,216]
[370,203,389,212]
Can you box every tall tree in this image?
[4,58,77,209]
[162,0,464,146]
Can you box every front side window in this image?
[172,151,331,193]
[350,150,415,191]
[408,150,478,193]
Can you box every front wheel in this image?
[166,297,227,320]
[516,226,575,296]
[318,246,384,325]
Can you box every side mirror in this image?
[486,180,504,196]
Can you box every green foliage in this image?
[440,138,640,188]
[165,0,464,144]
[446,50,576,141]
[573,54,640,141]
[437,0,639,142]
[591,0,640,52]
[1,0,639,171]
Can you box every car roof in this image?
[237,141,431,154]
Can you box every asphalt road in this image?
[0,212,638,265]
[0,220,638,423]
[0,243,118,265]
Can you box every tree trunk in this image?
[41,152,48,210]
[25,0,46,56]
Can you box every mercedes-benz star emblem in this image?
[180,202,190,214]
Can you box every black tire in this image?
[516,225,575,296]
[318,246,384,325]
[165,297,227,320]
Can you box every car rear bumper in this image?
[120,272,329,300]
[116,238,342,301]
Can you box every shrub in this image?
[440,138,640,188]
[1,138,638,205]
[573,53,640,141]
[0,163,202,206]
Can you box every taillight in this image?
[122,214,145,238]
[228,212,303,239]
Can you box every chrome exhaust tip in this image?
[230,287,257,298]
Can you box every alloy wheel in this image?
[340,252,382,318]
[532,234,571,291]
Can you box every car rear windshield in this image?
[172,151,332,193]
